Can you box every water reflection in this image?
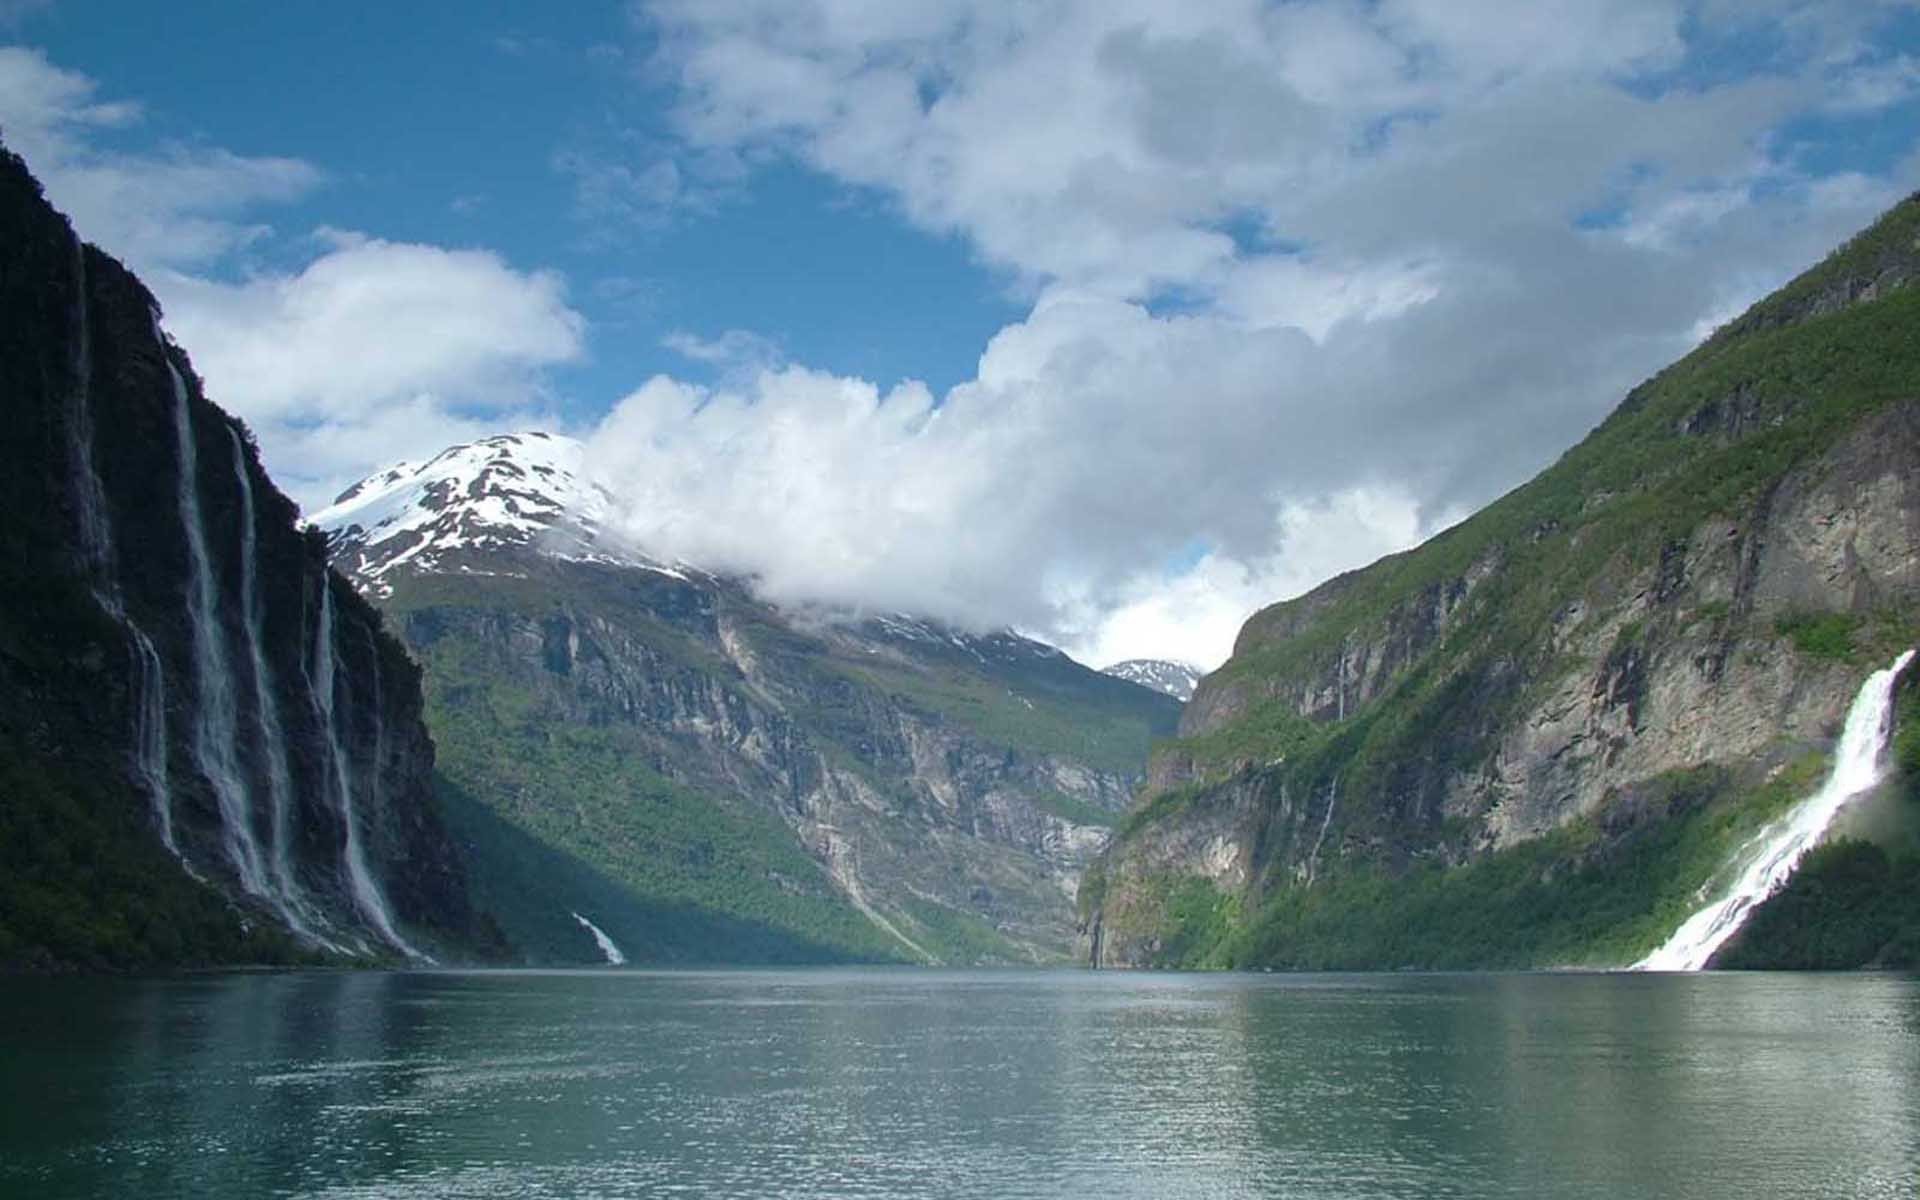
[1,969,1916,1198]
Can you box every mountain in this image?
[0,144,492,968]
[1101,659,1203,702]
[316,433,1182,964]
[1082,192,1920,971]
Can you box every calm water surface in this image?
[2,968,1916,1198]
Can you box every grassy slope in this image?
[411,624,908,965]
[392,562,1178,964]
[1106,196,1920,969]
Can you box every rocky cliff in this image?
[1085,192,1920,970]
[315,434,1181,964]
[0,144,488,967]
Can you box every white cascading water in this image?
[167,355,273,900]
[313,579,423,959]
[65,238,180,858]
[228,426,332,947]
[572,912,628,965]
[1634,648,1917,971]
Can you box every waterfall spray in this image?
[228,426,332,946]
[167,354,272,899]
[313,578,424,959]
[1634,648,1916,971]
[65,238,180,859]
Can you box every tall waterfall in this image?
[64,238,179,857]
[228,426,330,946]
[167,355,273,900]
[1635,648,1917,971]
[313,578,423,959]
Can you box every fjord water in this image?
[3,970,1917,1198]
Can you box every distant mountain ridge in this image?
[315,433,1181,964]
[1101,659,1203,702]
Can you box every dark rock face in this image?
[0,144,485,965]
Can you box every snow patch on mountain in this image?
[308,432,687,596]
[1101,659,1203,702]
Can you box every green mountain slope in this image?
[315,450,1181,965]
[1086,193,1920,970]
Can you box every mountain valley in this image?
[314,433,1182,964]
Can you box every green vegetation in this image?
[898,898,1024,965]
[1718,839,1920,969]
[1123,759,1824,970]
[840,655,1173,778]
[418,636,908,964]
[1028,789,1119,828]
[0,731,311,969]
[1775,611,1865,661]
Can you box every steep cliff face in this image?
[316,436,1180,964]
[1087,193,1920,970]
[0,146,487,967]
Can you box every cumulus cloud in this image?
[160,235,586,505]
[0,47,587,510]
[580,0,1920,665]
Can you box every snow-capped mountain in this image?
[1100,658,1203,702]
[307,432,685,597]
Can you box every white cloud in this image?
[159,235,585,507]
[588,0,1920,664]
[0,47,587,511]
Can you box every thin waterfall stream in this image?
[228,427,332,947]
[165,349,275,903]
[64,240,179,859]
[313,579,423,959]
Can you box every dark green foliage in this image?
[0,734,306,969]
[1895,677,1920,803]
[436,774,860,964]
[1775,611,1865,661]
[1717,839,1920,969]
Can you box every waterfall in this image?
[228,426,331,947]
[167,355,272,899]
[572,912,628,965]
[128,629,178,858]
[1634,648,1916,971]
[1304,776,1337,887]
[313,578,424,960]
[64,237,180,858]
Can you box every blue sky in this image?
[17,1,1019,412]
[4,1,1919,665]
